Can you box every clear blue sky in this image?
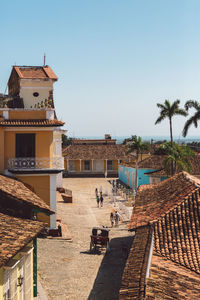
[1,0,200,138]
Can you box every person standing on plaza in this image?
[110,212,114,227]
[115,211,119,226]
[96,195,100,208]
[100,194,103,207]
[99,185,103,194]
[95,188,98,197]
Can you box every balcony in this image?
[8,157,64,173]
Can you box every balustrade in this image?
[8,157,64,171]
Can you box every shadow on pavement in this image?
[87,235,134,300]
[80,250,102,256]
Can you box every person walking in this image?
[115,211,119,226]
[100,194,103,208]
[96,195,100,208]
[110,212,114,227]
[99,186,103,194]
[95,188,98,197]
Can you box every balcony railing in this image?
[8,157,64,171]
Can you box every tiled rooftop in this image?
[121,171,200,299]
[13,66,58,80]
[146,155,200,177]
[0,212,44,267]
[129,171,200,230]
[121,155,166,169]
[0,175,53,214]
[122,154,200,177]
[119,226,152,299]
[146,254,200,299]
[63,144,127,160]
[0,119,64,127]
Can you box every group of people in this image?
[95,187,120,227]
[95,187,104,208]
[110,211,120,227]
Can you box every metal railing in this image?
[8,157,64,171]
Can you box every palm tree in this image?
[161,142,194,175]
[155,100,187,146]
[155,100,187,174]
[126,135,150,192]
[183,100,200,137]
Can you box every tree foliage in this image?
[183,100,200,137]
[126,135,150,158]
[62,134,72,148]
[161,142,195,175]
[155,100,187,146]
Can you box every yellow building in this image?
[0,65,65,228]
[0,173,53,299]
[63,143,127,177]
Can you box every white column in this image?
[67,159,69,171]
[50,174,57,229]
[80,159,82,172]
[91,159,94,172]
[105,159,108,177]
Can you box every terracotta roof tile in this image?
[0,119,64,127]
[63,144,127,160]
[122,155,166,169]
[0,175,53,214]
[119,226,153,299]
[129,172,200,230]
[13,66,58,80]
[124,154,200,176]
[0,212,44,267]
[121,171,200,299]
[146,253,200,299]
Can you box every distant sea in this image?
[72,136,200,144]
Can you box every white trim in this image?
[0,108,54,111]
[3,110,9,120]
[4,259,19,270]
[146,231,154,278]
[20,247,33,255]
[50,174,57,229]
[46,110,54,120]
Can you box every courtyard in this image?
[37,178,133,300]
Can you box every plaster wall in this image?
[20,86,52,108]
[118,164,158,188]
[17,175,50,226]
[4,130,53,168]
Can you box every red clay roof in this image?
[0,175,53,214]
[145,155,200,177]
[121,171,200,299]
[63,144,127,160]
[153,189,200,273]
[13,66,58,80]
[146,253,200,299]
[121,155,166,169]
[0,212,44,267]
[119,226,153,299]
[0,119,64,127]
[129,172,200,230]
